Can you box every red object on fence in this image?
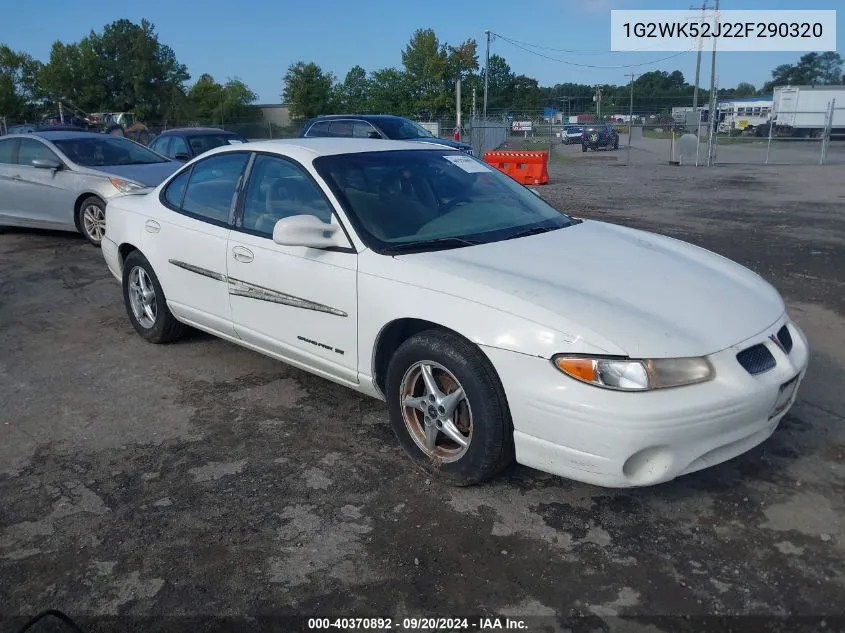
[453,127,460,141]
[483,150,549,185]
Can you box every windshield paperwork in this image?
[53,137,169,166]
[313,149,575,254]
[377,118,436,140]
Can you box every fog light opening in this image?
[622,446,674,485]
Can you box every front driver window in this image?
[241,155,334,237]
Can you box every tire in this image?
[77,195,106,247]
[122,250,188,344]
[386,329,514,486]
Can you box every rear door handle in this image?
[144,219,161,233]
[232,246,254,263]
[12,174,23,181]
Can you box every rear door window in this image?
[305,121,331,137]
[328,121,354,137]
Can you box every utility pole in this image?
[595,85,603,119]
[58,100,65,125]
[706,0,720,166]
[626,73,635,166]
[690,0,710,115]
[472,88,477,121]
[483,30,491,119]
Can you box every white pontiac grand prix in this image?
[101,138,809,487]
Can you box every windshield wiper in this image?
[505,225,562,241]
[383,236,481,254]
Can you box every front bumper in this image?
[481,315,809,487]
[101,236,122,282]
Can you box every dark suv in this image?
[581,123,619,152]
[297,114,474,155]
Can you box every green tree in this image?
[482,53,514,111]
[38,19,189,120]
[763,52,844,92]
[282,61,335,120]
[0,45,43,121]
[401,28,448,116]
[734,82,757,97]
[188,73,258,125]
[336,65,371,113]
[367,67,411,115]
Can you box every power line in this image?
[491,32,695,70]
[491,33,685,55]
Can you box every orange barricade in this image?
[483,150,549,185]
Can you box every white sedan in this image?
[101,138,809,487]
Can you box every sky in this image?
[1,0,841,104]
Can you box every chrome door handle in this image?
[12,175,23,181]
[232,246,254,263]
[144,219,161,233]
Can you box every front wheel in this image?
[77,195,106,247]
[386,329,514,486]
[122,250,188,344]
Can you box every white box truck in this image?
[770,85,845,138]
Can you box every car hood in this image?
[86,162,182,187]
[392,220,785,358]
[406,137,473,151]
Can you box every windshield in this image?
[53,136,169,166]
[313,149,574,254]
[186,133,245,154]
[376,118,435,140]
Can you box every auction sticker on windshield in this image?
[227,139,244,144]
[443,154,490,173]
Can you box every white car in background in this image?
[100,138,809,487]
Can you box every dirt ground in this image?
[1,152,845,632]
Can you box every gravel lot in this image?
[1,151,844,632]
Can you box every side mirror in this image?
[32,158,62,170]
[272,215,347,249]
[173,153,190,162]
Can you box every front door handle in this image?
[12,174,23,181]
[232,246,254,263]
[144,219,161,233]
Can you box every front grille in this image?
[737,344,776,375]
[777,325,793,353]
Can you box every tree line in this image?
[2,21,842,126]
[0,19,259,125]
[284,32,844,121]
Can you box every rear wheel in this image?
[122,250,188,344]
[386,329,514,486]
[77,195,106,247]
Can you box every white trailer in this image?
[770,85,845,138]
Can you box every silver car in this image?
[0,131,182,246]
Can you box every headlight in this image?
[552,355,714,391]
[109,177,143,193]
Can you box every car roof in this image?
[201,137,459,158]
[312,114,406,122]
[12,131,115,141]
[158,127,238,135]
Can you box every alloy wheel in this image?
[400,361,473,462]
[128,266,157,329]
